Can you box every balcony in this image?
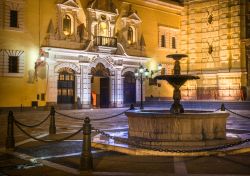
[94,36,117,48]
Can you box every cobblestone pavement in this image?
[0,106,250,175]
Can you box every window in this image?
[128,27,133,44]
[161,35,166,47]
[9,56,18,73]
[41,93,45,101]
[10,10,18,27]
[4,1,24,31]
[98,21,108,36]
[158,25,179,49]
[63,15,72,36]
[172,37,176,49]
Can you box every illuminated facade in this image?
[0,0,249,108]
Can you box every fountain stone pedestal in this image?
[126,110,228,142]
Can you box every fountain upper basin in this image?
[125,110,229,142]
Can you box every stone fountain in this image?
[155,54,199,114]
[125,54,231,146]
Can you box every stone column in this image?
[109,75,115,107]
[136,79,141,103]
[46,60,58,106]
[75,74,81,108]
[80,65,91,108]
[115,68,123,107]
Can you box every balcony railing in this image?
[94,36,117,48]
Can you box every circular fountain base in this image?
[125,110,229,143]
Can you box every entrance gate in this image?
[57,68,75,104]
[123,71,136,105]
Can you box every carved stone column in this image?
[75,74,81,108]
[115,68,123,107]
[136,79,141,103]
[109,75,115,107]
[46,60,58,105]
[80,65,91,108]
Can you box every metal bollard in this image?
[220,103,225,111]
[6,111,15,150]
[49,106,56,134]
[80,117,93,171]
[129,104,135,110]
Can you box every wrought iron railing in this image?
[94,36,117,47]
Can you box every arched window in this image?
[128,27,133,44]
[128,26,135,44]
[98,21,108,37]
[63,15,72,36]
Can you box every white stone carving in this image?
[55,62,80,73]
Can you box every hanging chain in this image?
[15,121,83,143]
[92,127,250,153]
[14,114,50,128]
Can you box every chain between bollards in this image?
[80,117,93,171]
[6,111,15,150]
[49,106,56,135]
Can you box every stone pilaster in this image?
[136,79,141,103]
[46,60,58,105]
[80,65,91,108]
[76,74,81,106]
[115,68,123,107]
[109,75,115,107]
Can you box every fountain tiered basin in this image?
[126,110,228,143]
[125,53,232,147]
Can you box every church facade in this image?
[0,0,249,108]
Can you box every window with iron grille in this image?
[9,56,18,73]
[172,37,176,49]
[10,10,18,28]
[161,35,166,47]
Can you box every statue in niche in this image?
[77,23,85,42]
[207,41,214,55]
[207,9,214,25]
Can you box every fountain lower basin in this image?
[125,110,229,142]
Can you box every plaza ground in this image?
[0,102,250,175]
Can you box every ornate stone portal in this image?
[43,47,147,108]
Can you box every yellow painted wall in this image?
[0,0,41,107]
[113,0,181,98]
[0,0,181,107]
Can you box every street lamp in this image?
[135,65,149,109]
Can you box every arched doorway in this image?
[91,63,110,108]
[57,68,75,104]
[123,71,136,105]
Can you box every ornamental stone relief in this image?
[55,62,80,73]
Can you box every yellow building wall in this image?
[0,0,41,107]
[0,0,72,107]
[0,0,182,107]
[113,0,182,98]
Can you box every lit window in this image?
[9,56,18,73]
[63,15,72,36]
[128,27,133,44]
[10,10,18,28]
[60,74,64,80]
[99,22,108,36]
